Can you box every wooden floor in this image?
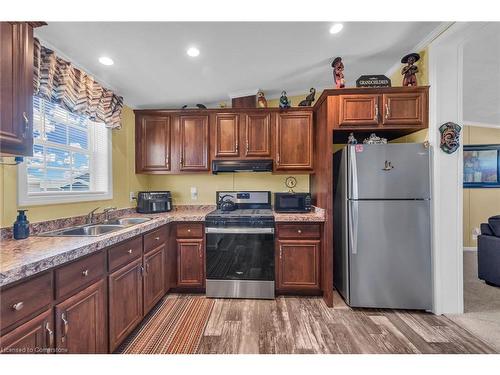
[196,294,496,354]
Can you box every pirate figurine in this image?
[401,52,420,86]
[332,57,345,89]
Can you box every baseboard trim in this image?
[463,247,477,252]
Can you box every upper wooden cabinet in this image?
[244,112,272,157]
[275,111,313,171]
[338,94,380,127]
[136,115,171,172]
[179,115,209,171]
[0,22,36,156]
[382,92,425,127]
[214,113,240,157]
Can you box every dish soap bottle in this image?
[13,210,30,240]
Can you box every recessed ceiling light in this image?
[187,47,200,57]
[98,56,114,66]
[329,23,344,34]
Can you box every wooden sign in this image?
[356,75,391,88]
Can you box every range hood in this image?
[211,159,273,174]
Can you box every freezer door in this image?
[348,200,432,309]
[347,144,431,200]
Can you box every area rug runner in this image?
[118,295,215,354]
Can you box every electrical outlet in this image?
[190,187,198,200]
[129,191,136,202]
[472,227,480,241]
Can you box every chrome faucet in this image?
[103,207,117,222]
[86,207,100,224]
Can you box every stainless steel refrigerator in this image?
[333,143,432,310]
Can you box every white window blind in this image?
[18,96,113,206]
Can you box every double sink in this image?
[39,217,152,237]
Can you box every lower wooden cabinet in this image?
[55,279,107,354]
[143,245,166,315]
[108,258,143,352]
[277,240,321,291]
[176,239,204,288]
[0,309,53,354]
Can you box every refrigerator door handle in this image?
[348,146,359,199]
[349,200,359,255]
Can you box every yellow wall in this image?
[463,125,500,248]
[0,106,149,227]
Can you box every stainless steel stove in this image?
[205,191,275,299]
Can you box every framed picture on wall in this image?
[463,144,500,188]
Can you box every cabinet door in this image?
[244,113,272,157]
[137,115,171,172]
[275,112,313,171]
[277,240,320,291]
[0,309,53,354]
[215,113,239,157]
[179,115,209,171]
[382,92,425,126]
[338,95,380,127]
[108,258,143,352]
[177,239,204,287]
[0,22,34,156]
[55,279,107,354]
[143,245,166,315]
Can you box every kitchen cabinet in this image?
[143,245,166,315]
[276,223,321,293]
[136,115,171,172]
[179,115,209,171]
[338,94,380,127]
[244,112,272,157]
[0,22,36,156]
[108,258,143,352]
[214,113,240,157]
[275,111,313,171]
[176,239,204,288]
[382,92,425,127]
[55,279,107,354]
[0,309,53,354]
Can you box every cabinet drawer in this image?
[277,224,321,239]
[176,223,203,238]
[0,272,53,332]
[55,252,105,299]
[144,226,167,253]
[108,236,143,272]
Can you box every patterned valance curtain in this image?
[33,38,123,129]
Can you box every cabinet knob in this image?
[11,302,24,311]
[297,229,302,234]
[82,269,89,277]
[154,236,160,241]
[187,228,191,232]
[128,249,133,254]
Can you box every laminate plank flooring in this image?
[196,294,496,354]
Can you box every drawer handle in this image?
[11,302,24,311]
[297,229,302,234]
[61,313,69,343]
[128,249,133,254]
[82,269,89,277]
[187,229,191,232]
[155,236,160,241]
[45,322,54,349]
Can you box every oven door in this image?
[205,227,275,281]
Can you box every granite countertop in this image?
[0,205,325,288]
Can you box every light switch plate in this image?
[129,191,136,202]
[191,187,198,200]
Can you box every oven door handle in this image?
[205,227,274,234]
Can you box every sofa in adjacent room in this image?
[478,215,500,287]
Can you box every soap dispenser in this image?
[13,210,30,240]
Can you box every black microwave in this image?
[274,192,312,213]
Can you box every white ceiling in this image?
[463,23,500,126]
[36,22,442,109]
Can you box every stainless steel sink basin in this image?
[39,224,127,237]
[106,217,152,226]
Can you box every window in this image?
[18,96,112,205]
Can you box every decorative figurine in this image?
[181,103,207,109]
[347,132,358,145]
[279,91,291,109]
[257,90,268,108]
[401,53,420,87]
[439,122,461,154]
[298,88,316,106]
[363,133,387,144]
[332,57,345,88]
